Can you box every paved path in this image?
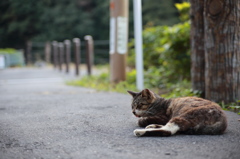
[0,67,240,159]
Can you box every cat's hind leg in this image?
[134,122,180,137]
[134,128,171,137]
[145,124,163,129]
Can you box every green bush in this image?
[0,48,18,54]
[175,2,190,22]
[219,101,240,115]
[0,48,25,67]
[128,2,190,89]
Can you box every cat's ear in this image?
[127,90,138,98]
[141,89,155,100]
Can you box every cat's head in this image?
[127,89,157,118]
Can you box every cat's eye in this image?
[139,103,147,106]
[135,103,148,110]
[141,105,148,109]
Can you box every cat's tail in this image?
[200,115,228,135]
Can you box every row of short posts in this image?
[51,36,94,76]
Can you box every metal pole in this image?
[58,42,64,71]
[84,35,94,76]
[133,0,144,90]
[52,41,58,69]
[109,0,129,83]
[64,40,71,73]
[73,38,81,76]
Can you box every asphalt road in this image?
[0,68,240,159]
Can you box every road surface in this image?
[0,67,240,159]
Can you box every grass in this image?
[67,69,200,98]
[67,68,240,115]
[66,70,138,94]
[219,101,240,115]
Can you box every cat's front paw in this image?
[145,124,163,129]
[138,118,148,127]
[134,129,146,137]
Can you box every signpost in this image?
[109,0,144,90]
[109,0,129,83]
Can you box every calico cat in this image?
[127,89,227,137]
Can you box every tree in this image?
[0,0,183,49]
[142,0,180,26]
[0,0,42,48]
[190,0,240,103]
[0,0,109,48]
[190,0,205,95]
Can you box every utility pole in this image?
[109,0,129,83]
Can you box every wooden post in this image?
[58,42,64,71]
[64,40,71,73]
[44,42,51,64]
[73,38,81,76]
[84,35,94,75]
[26,41,32,65]
[52,41,58,69]
[109,0,129,83]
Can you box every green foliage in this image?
[161,80,202,99]
[219,101,240,115]
[0,48,18,54]
[128,22,190,87]
[0,0,109,48]
[0,0,184,48]
[175,2,190,22]
[128,2,190,89]
[142,0,180,26]
[0,0,41,48]
[0,48,25,67]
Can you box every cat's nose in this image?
[133,111,140,117]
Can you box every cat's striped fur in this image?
[127,89,227,137]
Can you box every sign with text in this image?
[117,16,128,54]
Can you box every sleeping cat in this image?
[127,89,227,137]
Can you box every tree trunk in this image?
[190,0,205,96]
[204,0,240,103]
